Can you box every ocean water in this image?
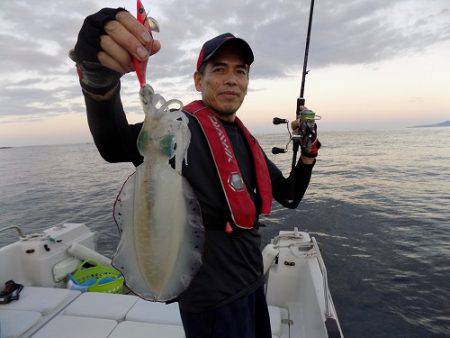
[0,128,449,337]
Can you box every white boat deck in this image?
[0,287,289,338]
[0,224,343,338]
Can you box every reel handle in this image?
[272,147,287,154]
[273,117,288,125]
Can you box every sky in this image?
[0,0,449,146]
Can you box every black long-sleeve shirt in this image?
[84,89,314,312]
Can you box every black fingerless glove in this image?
[70,8,127,95]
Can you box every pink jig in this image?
[133,0,151,87]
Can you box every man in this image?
[71,8,319,338]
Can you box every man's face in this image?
[194,44,249,119]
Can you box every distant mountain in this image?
[410,120,450,128]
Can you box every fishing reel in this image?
[272,110,321,155]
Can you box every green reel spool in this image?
[300,109,320,122]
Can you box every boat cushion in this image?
[108,321,185,338]
[31,315,117,338]
[0,287,80,315]
[63,292,138,321]
[125,299,182,325]
[0,309,42,338]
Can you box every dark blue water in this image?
[1,128,449,337]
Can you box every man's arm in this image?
[266,155,315,209]
[84,86,144,167]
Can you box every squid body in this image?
[112,85,204,301]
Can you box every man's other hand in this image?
[290,105,308,133]
[291,105,320,163]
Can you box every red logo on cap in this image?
[197,49,205,70]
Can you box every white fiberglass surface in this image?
[0,242,27,285]
[267,249,328,338]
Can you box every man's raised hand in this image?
[100,10,160,74]
[69,8,160,97]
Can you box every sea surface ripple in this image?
[1,128,449,337]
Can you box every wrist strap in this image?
[76,61,120,96]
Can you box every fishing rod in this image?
[272,0,320,171]
[272,6,342,335]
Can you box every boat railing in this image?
[311,236,331,317]
[0,225,25,238]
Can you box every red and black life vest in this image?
[183,100,272,229]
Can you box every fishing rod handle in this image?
[296,97,306,117]
[273,117,289,125]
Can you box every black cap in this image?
[196,33,254,71]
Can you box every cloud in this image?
[153,0,450,77]
[0,86,85,120]
[0,0,449,121]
